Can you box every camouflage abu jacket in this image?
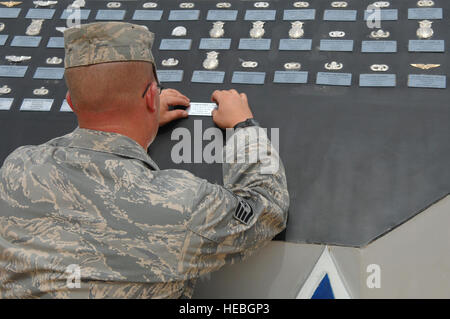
[0,127,289,298]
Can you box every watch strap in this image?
[233,118,260,130]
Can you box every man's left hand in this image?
[159,89,190,126]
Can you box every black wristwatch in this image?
[233,118,260,130]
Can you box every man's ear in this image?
[144,82,158,113]
[66,91,75,112]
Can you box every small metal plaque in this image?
[283,9,316,20]
[47,37,64,48]
[274,71,308,83]
[132,10,163,20]
[0,65,28,77]
[320,39,354,52]
[60,9,90,20]
[191,71,225,83]
[168,10,200,21]
[156,70,184,82]
[199,38,231,50]
[0,35,8,46]
[316,72,352,86]
[323,10,357,21]
[244,10,276,21]
[279,39,312,50]
[231,71,266,84]
[0,8,20,18]
[238,38,271,50]
[159,39,192,50]
[20,98,53,111]
[364,9,398,21]
[33,67,64,79]
[0,98,13,110]
[361,41,397,53]
[409,40,445,52]
[207,9,238,21]
[11,36,41,47]
[408,74,446,89]
[188,103,216,116]
[95,9,126,20]
[25,8,55,19]
[408,8,443,20]
[60,99,73,112]
[359,74,396,87]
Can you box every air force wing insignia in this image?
[233,198,254,225]
[410,63,440,70]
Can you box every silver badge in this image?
[46,57,62,64]
[55,27,68,33]
[370,64,389,72]
[372,1,390,8]
[142,2,157,8]
[107,2,121,8]
[250,21,265,39]
[325,61,343,70]
[293,2,309,8]
[33,87,48,96]
[284,62,301,70]
[209,21,225,38]
[0,85,11,95]
[68,0,85,8]
[331,1,348,8]
[417,20,433,39]
[216,2,231,8]
[6,55,31,63]
[0,23,5,32]
[33,1,57,7]
[417,0,434,7]
[329,31,345,38]
[242,61,258,68]
[254,1,269,8]
[203,51,219,70]
[162,58,179,67]
[370,29,390,39]
[179,2,194,8]
[55,26,67,33]
[26,19,44,36]
[171,26,187,37]
[289,21,304,39]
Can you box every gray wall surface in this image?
[193,242,323,298]
[359,195,450,298]
[194,196,450,298]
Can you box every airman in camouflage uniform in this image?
[0,22,289,298]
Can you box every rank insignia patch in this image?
[233,198,254,225]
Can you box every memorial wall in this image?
[0,0,449,247]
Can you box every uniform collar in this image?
[49,128,160,170]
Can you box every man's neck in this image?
[78,123,150,150]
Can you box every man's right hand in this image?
[211,89,254,129]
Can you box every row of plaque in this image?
[0,65,446,80]
[0,71,445,113]
[0,99,216,116]
[0,71,446,90]
[0,7,445,21]
[0,35,446,53]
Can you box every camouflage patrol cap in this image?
[64,22,159,82]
